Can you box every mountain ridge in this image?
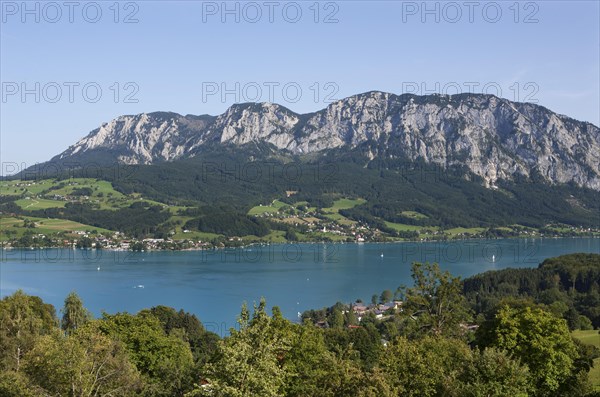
[43,91,600,190]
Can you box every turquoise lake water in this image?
[1,238,598,336]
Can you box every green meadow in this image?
[572,330,600,390]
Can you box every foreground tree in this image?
[283,323,334,397]
[96,312,195,397]
[378,336,530,396]
[284,323,392,397]
[0,290,57,371]
[451,347,530,397]
[0,370,38,397]
[187,299,290,397]
[61,291,93,335]
[477,305,579,396]
[140,305,220,364]
[23,325,141,396]
[378,336,471,396]
[401,262,471,337]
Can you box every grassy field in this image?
[15,198,67,210]
[6,179,308,242]
[400,210,428,219]
[0,216,111,240]
[279,216,320,225]
[325,198,366,211]
[0,180,56,196]
[248,205,280,215]
[573,330,600,347]
[251,230,287,243]
[171,230,221,240]
[384,221,430,232]
[0,178,197,239]
[572,330,600,390]
[247,200,287,215]
[32,218,112,234]
[3,178,169,212]
[444,227,486,236]
[323,212,344,221]
[320,198,365,226]
[307,231,348,242]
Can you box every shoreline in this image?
[2,235,599,252]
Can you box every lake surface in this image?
[1,238,598,336]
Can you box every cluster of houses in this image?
[313,301,404,329]
[8,181,38,190]
[351,300,403,321]
[254,204,383,242]
[311,301,481,336]
[94,235,213,251]
[2,229,215,251]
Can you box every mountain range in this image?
[49,91,600,190]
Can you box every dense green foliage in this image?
[1,253,598,396]
[94,312,195,396]
[60,291,93,334]
[463,253,600,328]
[0,200,170,238]
[23,327,141,396]
[477,305,578,395]
[109,147,600,229]
[0,290,57,372]
[400,262,472,337]
[36,202,170,237]
[186,206,271,237]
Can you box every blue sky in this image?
[1,0,599,169]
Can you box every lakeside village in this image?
[2,216,599,252]
[1,213,600,252]
[1,180,599,251]
[1,228,209,251]
[1,225,398,251]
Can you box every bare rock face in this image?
[55,91,600,190]
[60,112,215,165]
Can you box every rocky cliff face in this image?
[59,112,215,164]
[55,91,600,190]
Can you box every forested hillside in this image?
[5,144,600,244]
[463,253,600,328]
